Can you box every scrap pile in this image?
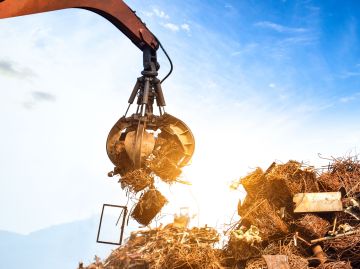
[84,157,360,269]
[88,225,223,269]
[225,157,360,268]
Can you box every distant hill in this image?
[0,216,115,269]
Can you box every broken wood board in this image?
[293,192,343,213]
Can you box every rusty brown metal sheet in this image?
[0,0,158,51]
[262,255,290,269]
[293,192,343,213]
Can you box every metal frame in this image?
[96,203,128,245]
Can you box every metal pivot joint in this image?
[126,47,166,118]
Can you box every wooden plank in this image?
[293,192,343,213]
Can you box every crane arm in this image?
[0,0,159,52]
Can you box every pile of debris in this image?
[84,157,360,269]
[84,225,223,269]
[226,157,360,268]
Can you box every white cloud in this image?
[181,23,190,32]
[142,8,170,19]
[280,36,317,45]
[141,7,189,33]
[339,92,360,103]
[163,23,180,32]
[31,91,56,102]
[340,71,360,79]
[255,21,308,33]
[23,91,56,109]
[224,3,237,15]
[153,8,170,19]
[0,59,35,78]
[162,23,190,33]
[231,43,258,56]
[141,10,154,17]
[269,83,276,88]
[340,96,356,103]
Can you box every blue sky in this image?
[141,0,360,113]
[0,0,360,234]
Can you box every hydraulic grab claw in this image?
[106,48,195,176]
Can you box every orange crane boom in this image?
[0,0,158,51]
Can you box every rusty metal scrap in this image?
[230,157,360,268]
[103,226,222,269]
[131,189,167,226]
[83,157,360,269]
